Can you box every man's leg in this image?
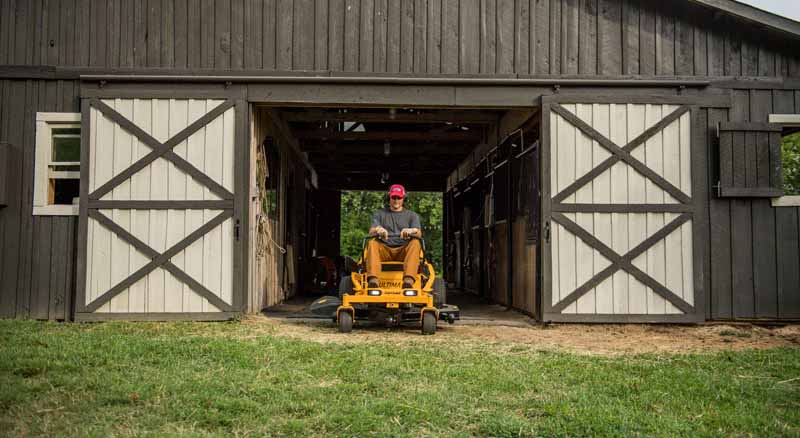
[398,239,421,286]
[366,239,390,287]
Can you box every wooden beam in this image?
[498,109,539,141]
[317,173,446,191]
[263,109,317,178]
[319,170,449,176]
[308,160,459,168]
[88,200,234,209]
[282,109,499,124]
[300,143,476,154]
[293,129,482,142]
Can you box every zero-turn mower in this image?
[310,235,459,335]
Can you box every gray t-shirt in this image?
[371,208,422,247]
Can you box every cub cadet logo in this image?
[379,280,402,289]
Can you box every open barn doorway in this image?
[247,104,541,322]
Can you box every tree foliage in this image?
[783,132,800,196]
[340,191,443,272]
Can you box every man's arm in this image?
[401,228,422,238]
[401,213,423,239]
[369,211,388,239]
[369,225,389,238]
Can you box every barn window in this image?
[768,114,800,207]
[34,112,81,216]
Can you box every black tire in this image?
[338,276,354,299]
[433,278,446,307]
[338,311,353,333]
[422,312,437,335]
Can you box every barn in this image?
[0,0,799,323]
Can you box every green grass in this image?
[0,320,798,437]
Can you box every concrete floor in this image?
[263,288,535,327]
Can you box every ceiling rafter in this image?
[283,110,499,124]
[293,129,482,142]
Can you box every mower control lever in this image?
[362,234,427,252]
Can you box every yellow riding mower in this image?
[311,236,459,335]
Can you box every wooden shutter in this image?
[717,122,783,197]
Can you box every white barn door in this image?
[76,97,241,320]
[541,99,701,323]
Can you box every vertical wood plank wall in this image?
[248,106,284,311]
[708,90,800,320]
[247,106,308,311]
[0,0,798,78]
[0,80,79,320]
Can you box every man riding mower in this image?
[310,184,459,334]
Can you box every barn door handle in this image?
[234,219,240,241]
[544,221,550,244]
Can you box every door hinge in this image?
[234,219,240,241]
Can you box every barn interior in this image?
[248,105,540,319]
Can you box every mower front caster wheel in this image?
[422,312,437,335]
[338,312,353,333]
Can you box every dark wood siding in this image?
[0,79,79,320]
[0,0,798,77]
[706,88,800,321]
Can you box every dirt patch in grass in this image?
[241,316,800,355]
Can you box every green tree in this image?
[340,191,443,272]
[783,132,800,195]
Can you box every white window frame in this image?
[768,114,800,207]
[34,112,82,216]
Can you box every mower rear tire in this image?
[433,278,446,307]
[338,311,353,333]
[338,276,354,299]
[422,312,437,335]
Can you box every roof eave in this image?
[689,0,800,39]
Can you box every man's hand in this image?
[372,226,389,240]
[400,228,419,239]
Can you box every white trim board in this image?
[772,196,800,207]
[34,112,82,216]
[33,204,80,216]
[769,114,800,125]
[768,114,799,207]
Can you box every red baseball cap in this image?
[388,184,406,198]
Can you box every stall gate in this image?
[76,97,243,321]
[541,97,702,323]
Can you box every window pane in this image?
[52,127,81,162]
[782,132,800,196]
[53,179,80,205]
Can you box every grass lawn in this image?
[0,320,798,437]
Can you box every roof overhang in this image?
[690,0,800,39]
